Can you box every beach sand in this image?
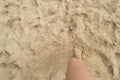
[0,0,120,80]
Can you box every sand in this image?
[0,0,120,80]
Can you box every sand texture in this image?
[0,0,120,80]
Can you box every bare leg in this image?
[66,48,95,80]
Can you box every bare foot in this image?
[66,48,95,80]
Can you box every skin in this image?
[66,48,95,80]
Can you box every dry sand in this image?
[0,0,120,80]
